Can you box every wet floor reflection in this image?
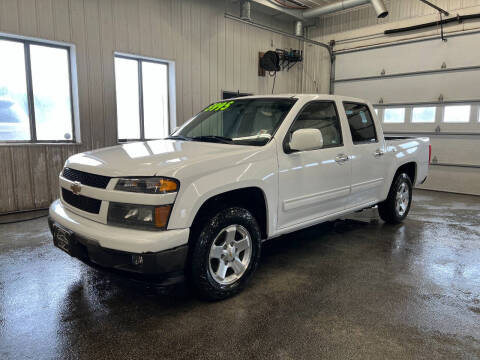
[0,190,479,359]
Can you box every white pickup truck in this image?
[49,94,430,300]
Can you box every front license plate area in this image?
[53,224,73,254]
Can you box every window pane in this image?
[0,40,31,141]
[412,107,436,123]
[290,102,342,148]
[384,108,405,123]
[344,102,377,144]
[142,61,169,139]
[178,99,296,146]
[30,45,73,141]
[115,57,140,139]
[444,105,471,123]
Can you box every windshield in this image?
[172,98,297,146]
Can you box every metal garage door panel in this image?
[334,69,480,104]
[430,137,480,166]
[335,32,480,80]
[419,166,480,196]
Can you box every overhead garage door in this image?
[333,31,480,195]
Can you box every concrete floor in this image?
[0,189,479,360]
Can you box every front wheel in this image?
[378,173,413,224]
[190,207,261,301]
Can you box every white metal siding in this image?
[334,31,480,104]
[336,32,480,80]
[0,0,309,213]
[333,33,480,195]
[317,0,480,37]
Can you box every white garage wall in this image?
[307,1,480,89]
[317,0,480,36]
[0,0,317,214]
[308,1,480,195]
[301,29,332,94]
[334,30,480,106]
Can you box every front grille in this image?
[62,188,102,214]
[62,167,111,189]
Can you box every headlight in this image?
[107,202,172,230]
[115,177,178,194]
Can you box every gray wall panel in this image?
[0,0,317,213]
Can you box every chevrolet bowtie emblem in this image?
[71,181,82,195]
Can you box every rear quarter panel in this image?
[384,137,430,195]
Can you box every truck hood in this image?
[65,139,269,178]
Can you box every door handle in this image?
[373,149,385,158]
[335,153,349,164]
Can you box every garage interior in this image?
[0,0,479,359]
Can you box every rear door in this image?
[277,100,352,230]
[342,102,387,207]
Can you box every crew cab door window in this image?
[287,101,343,149]
[343,102,377,144]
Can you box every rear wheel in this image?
[378,173,413,224]
[190,207,261,300]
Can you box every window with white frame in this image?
[443,105,471,123]
[0,37,75,142]
[412,106,436,123]
[114,55,170,141]
[384,107,405,123]
[378,103,480,129]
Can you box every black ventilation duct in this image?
[384,13,480,35]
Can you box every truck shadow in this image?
[261,218,374,258]
[67,216,381,304]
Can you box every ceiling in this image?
[260,0,342,10]
[297,0,340,6]
[247,0,351,23]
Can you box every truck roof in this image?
[224,94,369,104]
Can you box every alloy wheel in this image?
[396,182,410,216]
[208,224,252,285]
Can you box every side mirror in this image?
[289,128,323,152]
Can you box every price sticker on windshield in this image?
[204,101,235,112]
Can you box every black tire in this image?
[190,207,261,301]
[378,173,413,224]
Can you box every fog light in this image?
[132,255,143,266]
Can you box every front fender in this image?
[167,157,277,237]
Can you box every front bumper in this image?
[48,200,190,277]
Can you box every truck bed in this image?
[384,136,417,140]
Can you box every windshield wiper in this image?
[191,135,233,144]
[165,135,192,141]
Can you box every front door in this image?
[277,101,352,230]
